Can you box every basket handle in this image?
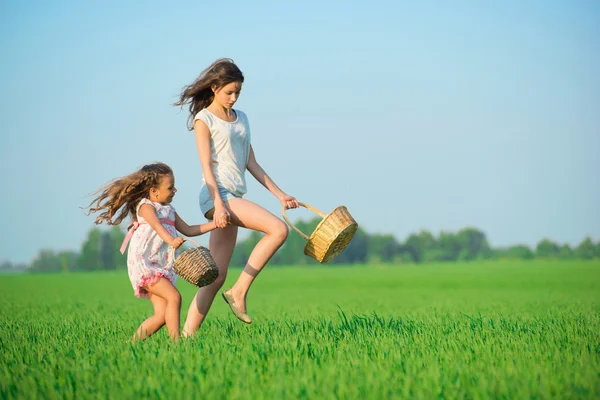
[281,202,326,241]
[182,237,201,247]
[169,236,200,251]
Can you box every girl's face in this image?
[212,81,242,109]
[150,174,177,204]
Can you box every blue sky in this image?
[1,0,598,264]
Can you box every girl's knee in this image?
[168,291,182,307]
[154,315,166,326]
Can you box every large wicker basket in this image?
[282,203,358,264]
[172,238,218,287]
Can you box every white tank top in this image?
[194,108,252,196]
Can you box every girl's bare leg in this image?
[136,277,182,341]
[132,293,167,342]
[183,224,238,337]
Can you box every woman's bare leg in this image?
[183,198,288,334]
[183,224,238,337]
[223,198,289,314]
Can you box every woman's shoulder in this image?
[194,108,213,126]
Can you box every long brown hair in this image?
[85,163,173,226]
[174,58,244,130]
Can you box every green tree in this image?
[493,245,534,260]
[57,251,79,272]
[78,227,102,270]
[29,249,62,272]
[368,234,400,263]
[456,228,491,261]
[404,230,437,262]
[437,231,460,261]
[558,244,574,260]
[109,226,127,269]
[99,231,116,270]
[535,238,560,259]
[576,237,596,260]
[396,244,418,263]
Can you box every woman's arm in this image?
[247,146,299,209]
[174,212,217,237]
[194,119,230,227]
[138,204,184,248]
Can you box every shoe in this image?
[222,289,252,324]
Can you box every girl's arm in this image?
[138,204,184,248]
[194,119,230,227]
[247,146,299,209]
[174,212,218,237]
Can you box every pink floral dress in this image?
[126,198,178,299]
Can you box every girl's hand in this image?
[213,206,231,228]
[280,194,300,209]
[171,237,185,249]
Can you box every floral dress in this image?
[126,198,178,299]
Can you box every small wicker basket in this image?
[282,203,358,264]
[172,238,219,287]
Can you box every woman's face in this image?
[213,81,242,109]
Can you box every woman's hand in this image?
[213,206,231,228]
[280,194,300,210]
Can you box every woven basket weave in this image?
[172,238,218,287]
[282,203,358,264]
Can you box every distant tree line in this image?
[1,218,599,273]
[0,227,128,273]
[230,219,600,266]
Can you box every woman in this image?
[175,58,299,335]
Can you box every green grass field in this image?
[1,261,599,399]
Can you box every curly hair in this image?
[174,58,244,130]
[85,163,173,226]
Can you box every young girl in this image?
[85,162,218,341]
[175,58,299,335]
